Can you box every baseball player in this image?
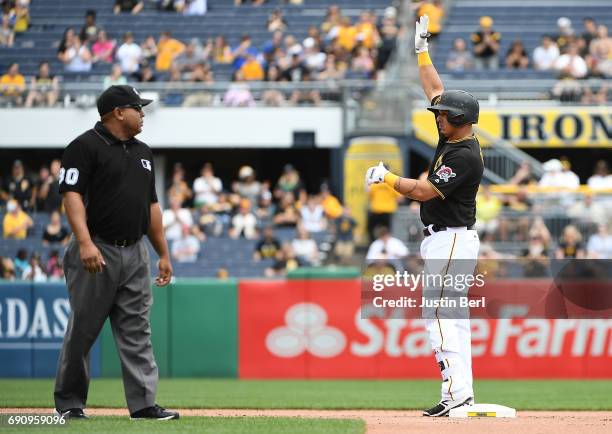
[54,85,179,420]
[365,15,483,417]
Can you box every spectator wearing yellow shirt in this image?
[1,63,26,106]
[156,31,185,71]
[355,11,378,49]
[240,53,264,81]
[367,181,402,242]
[3,199,33,240]
[475,185,501,236]
[336,16,357,52]
[417,0,444,41]
[13,2,30,33]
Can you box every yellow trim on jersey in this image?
[427,179,445,200]
[448,375,454,400]
[446,134,476,144]
[436,233,457,352]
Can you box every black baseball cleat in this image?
[422,396,473,417]
[130,404,179,420]
[54,408,88,419]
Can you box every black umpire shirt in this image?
[420,96,484,228]
[59,121,158,240]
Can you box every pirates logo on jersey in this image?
[434,165,456,183]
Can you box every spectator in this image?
[376,8,399,71]
[223,70,256,107]
[0,13,14,47]
[12,0,29,33]
[471,16,501,70]
[156,31,185,71]
[36,159,61,211]
[79,9,99,44]
[539,159,570,188]
[559,157,580,188]
[166,164,193,206]
[320,184,343,220]
[92,30,116,64]
[582,17,598,51]
[568,192,607,227]
[103,63,128,89]
[42,210,70,246]
[551,74,582,102]
[174,38,208,75]
[197,204,221,237]
[171,225,201,263]
[291,226,319,265]
[62,35,92,72]
[505,39,529,69]
[0,62,25,106]
[22,253,47,282]
[521,233,549,277]
[509,161,536,185]
[46,250,64,281]
[13,248,29,277]
[274,164,305,202]
[116,31,142,74]
[56,28,75,62]
[273,192,299,227]
[25,61,59,108]
[475,185,502,236]
[255,184,275,225]
[163,194,195,241]
[182,0,207,16]
[367,178,401,242]
[334,207,356,265]
[229,198,258,239]
[254,226,281,261]
[233,165,262,204]
[157,0,180,11]
[351,46,375,77]
[265,243,299,277]
[581,81,608,104]
[321,4,341,34]
[587,160,612,190]
[193,163,222,207]
[586,224,612,259]
[267,8,287,32]
[290,70,321,105]
[555,17,575,53]
[300,195,326,233]
[114,0,143,14]
[417,0,444,42]
[335,16,357,52]
[213,35,233,64]
[303,37,326,72]
[140,35,158,66]
[3,199,33,239]
[590,25,612,77]
[232,34,259,71]
[262,65,285,106]
[355,10,378,49]
[1,160,34,210]
[133,63,157,82]
[554,43,587,78]
[240,53,264,81]
[533,35,560,71]
[366,226,408,261]
[556,225,585,259]
[318,54,346,80]
[0,256,16,280]
[446,38,474,72]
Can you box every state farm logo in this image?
[266,303,346,358]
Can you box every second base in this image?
[448,403,517,418]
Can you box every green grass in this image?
[1,379,611,411]
[0,416,365,434]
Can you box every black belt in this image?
[423,225,474,237]
[96,236,141,247]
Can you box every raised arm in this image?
[415,15,444,101]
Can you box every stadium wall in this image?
[1,280,610,379]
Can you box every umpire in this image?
[54,85,179,420]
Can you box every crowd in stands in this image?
[1,2,401,107]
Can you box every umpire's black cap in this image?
[427,90,479,126]
[97,85,153,116]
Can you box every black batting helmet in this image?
[427,90,479,126]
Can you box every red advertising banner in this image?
[238,280,612,379]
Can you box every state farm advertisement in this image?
[238,280,611,379]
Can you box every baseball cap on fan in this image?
[96,85,153,116]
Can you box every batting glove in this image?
[415,15,430,53]
[365,162,389,188]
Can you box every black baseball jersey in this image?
[59,121,158,240]
[420,96,484,227]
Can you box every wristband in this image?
[384,172,400,190]
[418,51,432,66]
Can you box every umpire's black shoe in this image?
[422,396,473,417]
[54,408,88,419]
[130,405,179,420]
